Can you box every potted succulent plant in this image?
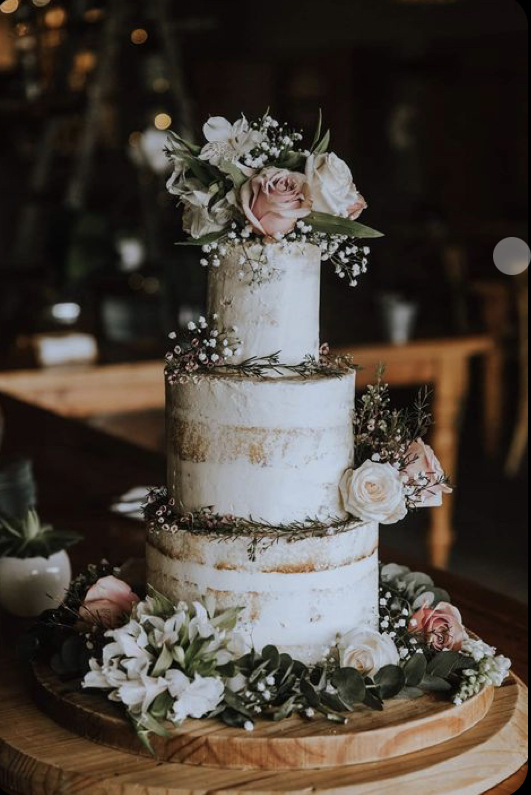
[0,509,82,617]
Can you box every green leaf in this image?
[218,158,248,188]
[276,151,307,171]
[262,645,281,672]
[320,691,349,713]
[211,606,243,632]
[223,689,254,719]
[300,677,321,708]
[331,668,366,708]
[175,230,227,247]
[419,674,452,693]
[313,129,330,155]
[150,691,173,721]
[306,211,384,239]
[273,695,299,721]
[220,708,250,729]
[400,686,425,700]
[363,689,384,711]
[374,665,406,699]
[403,653,427,687]
[166,130,201,156]
[427,651,461,679]
[310,108,323,152]
[152,645,174,677]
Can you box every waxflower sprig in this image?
[165,111,383,287]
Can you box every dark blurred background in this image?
[0,0,528,599]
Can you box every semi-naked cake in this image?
[146,242,378,663]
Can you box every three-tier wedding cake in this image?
[147,241,378,663]
[145,110,450,665]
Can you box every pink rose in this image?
[240,167,312,238]
[347,195,368,220]
[409,601,465,652]
[79,575,139,629]
[404,438,452,507]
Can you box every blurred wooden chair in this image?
[505,271,529,476]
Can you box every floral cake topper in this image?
[165,111,383,285]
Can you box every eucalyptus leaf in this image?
[419,674,452,693]
[300,677,321,708]
[306,211,384,239]
[400,686,425,700]
[221,708,251,729]
[262,645,281,671]
[403,653,427,687]
[363,689,384,711]
[273,695,299,721]
[374,665,406,699]
[331,668,366,708]
[426,651,461,679]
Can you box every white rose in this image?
[340,460,407,525]
[199,115,264,167]
[338,628,399,677]
[305,152,367,218]
[167,673,224,724]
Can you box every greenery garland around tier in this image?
[21,561,511,752]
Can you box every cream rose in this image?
[403,438,452,507]
[338,628,400,677]
[305,152,367,218]
[240,167,312,238]
[340,460,407,525]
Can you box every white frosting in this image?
[146,521,379,663]
[167,371,356,523]
[207,242,321,365]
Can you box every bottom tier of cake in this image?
[146,522,379,664]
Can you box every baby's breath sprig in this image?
[164,315,242,384]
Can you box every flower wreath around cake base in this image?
[22,561,511,752]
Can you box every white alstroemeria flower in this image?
[107,621,150,659]
[166,142,189,192]
[82,658,114,690]
[167,674,224,725]
[121,655,152,680]
[165,668,191,699]
[148,611,186,647]
[189,601,217,641]
[199,115,264,168]
[118,673,168,716]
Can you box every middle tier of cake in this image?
[166,371,356,524]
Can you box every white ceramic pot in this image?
[0,550,71,617]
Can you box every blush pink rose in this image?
[409,601,465,652]
[79,575,140,629]
[347,195,368,220]
[404,438,452,507]
[240,167,312,238]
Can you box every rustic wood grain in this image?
[0,649,527,795]
[31,658,495,771]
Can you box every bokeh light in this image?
[131,28,148,45]
[0,0,19,15]
[154,113,172,130]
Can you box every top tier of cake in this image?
[207,242,321,365]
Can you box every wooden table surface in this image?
[0,391,527,794]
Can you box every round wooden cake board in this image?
[0,650,526,795]
[31,658,498,770]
